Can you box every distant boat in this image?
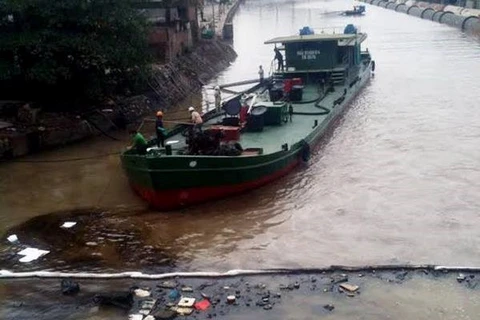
[121,24,374,211]
[343,5,366,16]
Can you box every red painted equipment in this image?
[283,79,293,93]
[208,125,241,142]
[292,78,303,86]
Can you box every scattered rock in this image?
[255,300,267,307]
[466,279,479,289]
[457,274,466,283]
[159,281,177,289]
[141,298,156,310]
[85,242,98,247]
[181,286,193,292]
[339,283,359,293]
[139,309,151,315]
[128,314,143,320]
[323,304,335,311]
[331,274,348,284]
[395,271,408,281]
[256,283,266,289]
[61,279,80,295]
[263,304,272,310]
[227,295,236,304]
[93,291,134,310]
[293,282,300,289]
[152,309,177,319]
[197,282,216,290]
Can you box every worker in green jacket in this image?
[129,129,148,155]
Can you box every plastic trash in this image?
[194,299,211,311]
[168,289,180,301]
[174,307,193,315]
[7,234,18,243]
[134,288,151,297]
[17,247,50,262]
[178,297,195,307]
[61,222,77,228]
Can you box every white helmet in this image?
[188,106,195,112]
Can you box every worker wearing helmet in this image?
[155,111,166,147]
[189,106,203,128]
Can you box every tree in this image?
[0,0,152,108]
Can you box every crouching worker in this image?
[129,129,148,155]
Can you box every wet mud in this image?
[1,270,480,320]
[0,209,177,272]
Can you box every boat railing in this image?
[309,25,362,35]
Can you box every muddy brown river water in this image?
[1,0,480,317]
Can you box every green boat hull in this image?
[121,68,372,210]
[121,27,374,210]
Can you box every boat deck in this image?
[155,85,350,156]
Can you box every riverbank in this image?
[1,269,480,320]
[0,38,237,160]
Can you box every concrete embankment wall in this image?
[0,39,237,159]
[361,0,480,35]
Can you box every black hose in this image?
[2,151,121,163]
[292,96,331,116]
[83,117,122,141]
[293,106,330,116]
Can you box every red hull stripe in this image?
[131,159,300,210]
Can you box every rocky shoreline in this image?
[0,39,237,160]
[1,268,480,320]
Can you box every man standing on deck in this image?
[155,111,166,148]
[214,86,222,112]
[258,65,264,83]
[274,47,284,71]
[189,106,203,129]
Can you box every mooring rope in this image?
[0,265,476,280]
[3,151,122,163]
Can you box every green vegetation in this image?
[0,0,152,107]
